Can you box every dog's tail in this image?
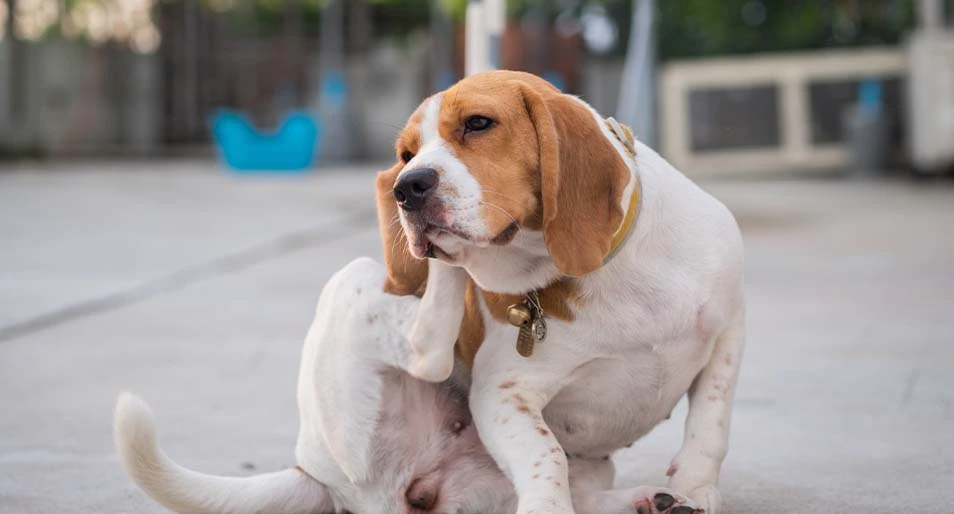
[114,392,331,514]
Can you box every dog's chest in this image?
[539,268,719,455]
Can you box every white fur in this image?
[400,94,488,242]
[113,258,704,514]
[114,393,332,514]
[399,93,486,381]
[400,92,746,514]
[406,259,468,382]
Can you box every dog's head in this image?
[376,70,633,294]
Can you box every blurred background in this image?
[2,2,954,513]
[1,0,952,174]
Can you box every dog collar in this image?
[602,117,641,265]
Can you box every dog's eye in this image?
[400,150,415,163]
[463,115,493,133]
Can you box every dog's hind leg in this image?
[666,311,746,514]
[405,259,467,382]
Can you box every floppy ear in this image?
[376,165,428,296]
[518,83,630,277]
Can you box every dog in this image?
[114,258,703,514]
[376,70,745,514]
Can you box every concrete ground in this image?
[1,161,952,514]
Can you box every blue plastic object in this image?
[211,110,320,172]
[858,79,883,114]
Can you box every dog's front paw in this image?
[577,486,704,514]
[630,487,704,514]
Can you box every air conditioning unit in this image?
[905,29,954,173]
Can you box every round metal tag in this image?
[531,317,547,343]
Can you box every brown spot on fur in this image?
[536,427,550,437]
[553,481,561,487]
[532,474,540,479]
[517,405,530,414]
[550,447,561,454]
[666,463,677,477]
[533,461,541,468]
[455,280,486,369]
[499,380,516,389]
[513,393,527,404]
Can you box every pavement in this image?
[1,161,952,514]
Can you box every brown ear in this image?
[519,82,630,277]
[376,165,428,296]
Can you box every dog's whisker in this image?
[480,200,519,227]
[480,188,521,204]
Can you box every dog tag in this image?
[515,324,536,358]
[509,292,546,358]
[531,316,547,343]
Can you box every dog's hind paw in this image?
[406,348,455,383]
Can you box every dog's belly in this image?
[543,340,707,457]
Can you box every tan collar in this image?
[602,117,641,264]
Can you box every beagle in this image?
[377,71,745,514]
[114,258,704,514]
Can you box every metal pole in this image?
[616,0,656,147]
[465,0,487,75]
[430,0,455,91]
[465,0,504,75]
[485,0,504,69]
[917,0,944,31]
[317,0,349,161]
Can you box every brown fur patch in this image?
[481,278,578,324]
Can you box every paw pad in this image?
[653,493,676,511]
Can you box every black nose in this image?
[405,478,438,511]
[394,168,439,211]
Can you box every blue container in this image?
[211,110,321,173]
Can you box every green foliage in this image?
[22,0,920,58]
[658,0,917,61]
